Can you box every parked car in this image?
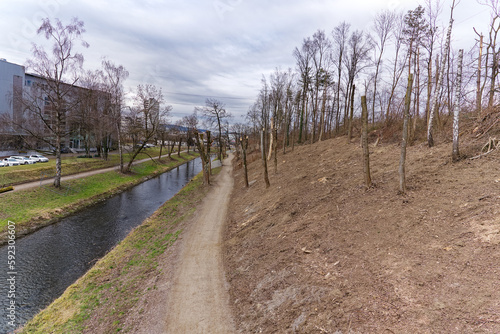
[30,154,49,163]
[2,158,20,166]
[10,156,35,165]
[0,161,6,167]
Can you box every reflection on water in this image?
[0,158,202,331]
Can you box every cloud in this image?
[0,0,493,123]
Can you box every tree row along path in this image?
[162,154,235,333]
[8,152,190,193]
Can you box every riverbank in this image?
[0,153,198,245]
[18,166,222,333]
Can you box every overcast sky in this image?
[0,0,492,123]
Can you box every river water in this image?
[0,157,203,332]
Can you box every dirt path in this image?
[163,155,235,333]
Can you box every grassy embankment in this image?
[0,147,184,186]
[0,152,198,243]
[19,167,221,333]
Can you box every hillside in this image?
[224,136,500,333]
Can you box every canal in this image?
[0,157,203,331]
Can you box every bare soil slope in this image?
[224,137,500,333]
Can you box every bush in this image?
[77,155,93,159]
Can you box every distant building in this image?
[0,59,110,151]
[144,97,159,131]
[0,59,25,134]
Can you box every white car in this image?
[11,156,35,165]
[3,158,20,166]
[0,161,6,167]
[30,154,49,163]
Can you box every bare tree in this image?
[427,0,456,147]
[332,22,350,133]
[423,0,443,124]
[198,98,231,161]
[293,38,314,143]
[78,70,113,160]
[125,84,171,172]
[310,30,332,142]
[182,110,199,154]
[194,130,210,185]
[75,69,102,158]
[372,10,397,124]
[257,78,271,188]
[24,17,89,188]
[403,5,429,139]
[101,59,129,172]
[344,30,373,139]
[478,0,500,108]
[385,12,407,121]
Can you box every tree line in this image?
[232,0,499,192]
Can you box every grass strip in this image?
[0,147,187,186]
[0,153,198,243]
[19,167,222,333]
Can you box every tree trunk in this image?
[425,55,433,126]
[452,49,464,162]
[298,104,304,143]
[241,136,249,188]
[159,141,163,162]
[217,117,223,161]
[319,81,328,141]
[273,124,278,174]
[477,34,483,117]
[195,132,209,185]
[54,136,62,188]
[361,96,371,188]
[282,111,288,155]
[267,117,274,161]
[411,48,420,142]
[116,121,124,173]
[488,47,498,108]
[178,137,181,157]
[399,74,414,194]
[169,140,174,159]
[347,84,355,143]
[207,130,212,176]
[261,129,270,188]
